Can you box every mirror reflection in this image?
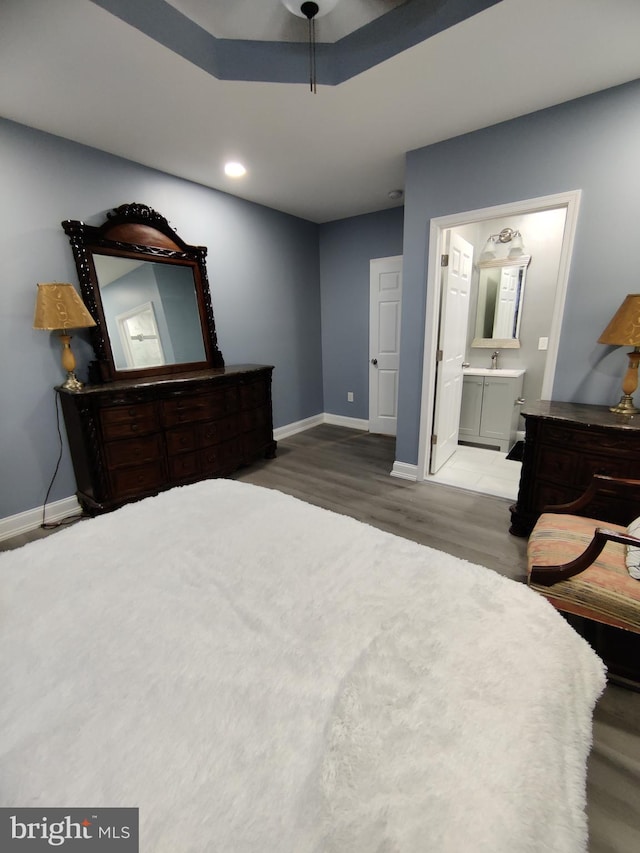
[93,254,206,371]
[472,255,530,348]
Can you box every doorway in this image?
[416,190,581,492]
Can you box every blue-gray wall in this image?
[319,207,405,419]
[3,75,640,520]
[398,78,640,466]
[0,118,323,518]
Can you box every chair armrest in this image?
[530,527,640,586]
[542,474,640,516]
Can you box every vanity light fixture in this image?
[598,293,640,414]
[33,282,96,391]
[224,161,247,178]
[479,227,525,262]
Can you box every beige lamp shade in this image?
[598,294,640,346]
[33,283,95,392]
[598,294,640,414]
[33,283,96,331]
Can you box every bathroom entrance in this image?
[417,190,581,498]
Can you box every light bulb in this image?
[224,161,247,178]
[508,232,525,258]
[479,237,496,261]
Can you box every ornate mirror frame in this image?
[62,203,224,383]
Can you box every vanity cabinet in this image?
[58,365,276,515]
[459,371,524,453]
[509,401,640,536]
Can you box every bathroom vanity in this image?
[459,368,525,453]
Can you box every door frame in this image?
[416,189,582,482]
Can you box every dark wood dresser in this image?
[510,401,640,536]
[59,365,276,515]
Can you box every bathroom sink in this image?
[463,367,526,378]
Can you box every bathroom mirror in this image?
[62,203,224,382]
[472,255,531,349]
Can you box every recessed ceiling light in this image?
[224,161,247,178]
[388,189,403,200]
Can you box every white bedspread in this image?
[0,480,606,851]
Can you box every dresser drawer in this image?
[200,438,242,476]
[165,425,197,456]
[168,451,199,482]
[100,402,158,440]
[197,415,238,448]
[109,462,164,499]
[535,446,578,486]
[576,453,640,484]
[161,388,238,426]
[104,434,163,470]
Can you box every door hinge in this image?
[436,349,443,362]
[431,434,438,445]
[441,254,449,267]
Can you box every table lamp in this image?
[33,283,96,391]
[598,293,640,414]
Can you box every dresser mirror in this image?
[62,203,224,382]
[472,255,531,349]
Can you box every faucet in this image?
[491,350,499,369]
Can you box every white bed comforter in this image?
[0,480,606,852]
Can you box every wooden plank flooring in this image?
[234,424,529,581]
[1,423,638,851]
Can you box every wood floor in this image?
[2,424,639,851]
[235,423,529,581]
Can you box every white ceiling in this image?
[2,0,640,223]
[164,0,408,43]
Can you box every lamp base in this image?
[610,394,639,415]
[61,371,84,392]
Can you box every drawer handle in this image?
[131,424,139,432]
[128,408,137,416]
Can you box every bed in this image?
[0,479,606,851]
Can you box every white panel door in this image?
[369,256,403,435]
[430,233,474,473]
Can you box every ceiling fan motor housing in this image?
[300,2,320,20]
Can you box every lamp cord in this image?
[40,390,85,530]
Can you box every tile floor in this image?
[427,443,522,501]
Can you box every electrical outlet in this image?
[538,336,549,351]
[347,391,354,402]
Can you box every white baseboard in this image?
[0,496,82,543]
[273,413,324,441]
[323,413,369,431]
[391,461,418,481]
